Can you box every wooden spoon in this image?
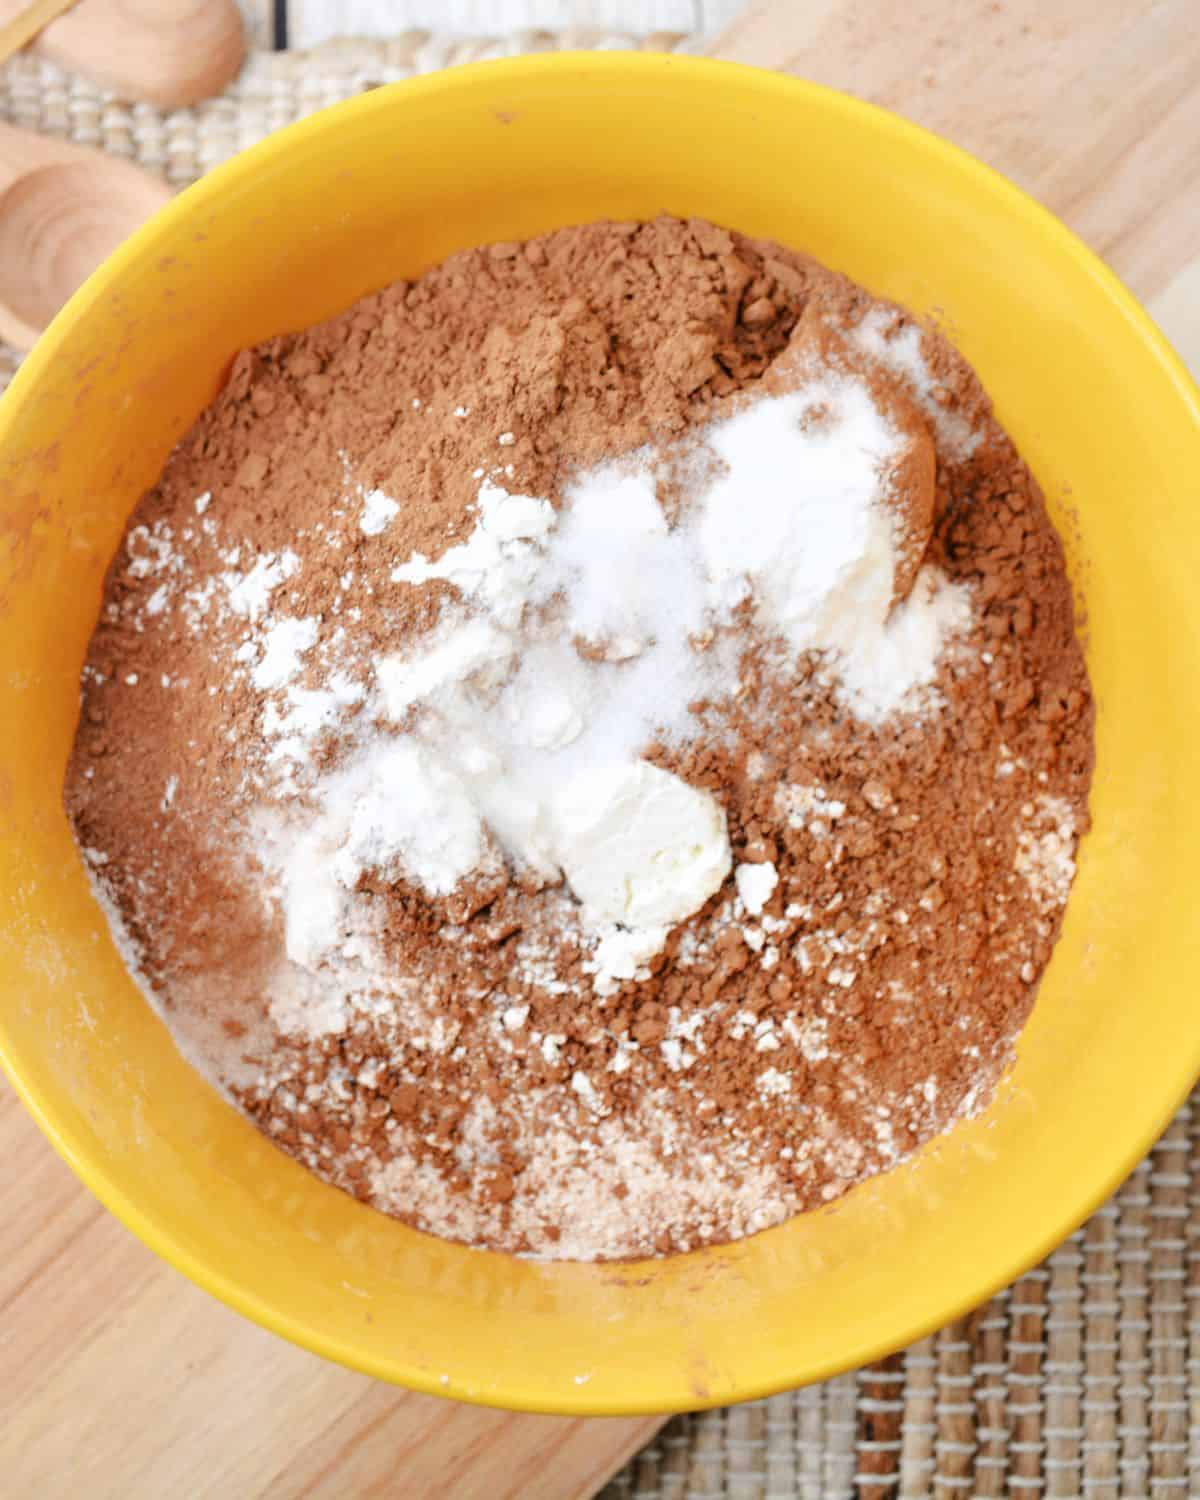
[762,304,938,604]
[0,121,169,349]
[18,0,245,109]
[711,0,1200,603]
[0,0,76,61]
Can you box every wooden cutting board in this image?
[3,5,1199,1495]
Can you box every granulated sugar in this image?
[66,217,1094,1260]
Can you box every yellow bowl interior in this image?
[1,55,1198,1415]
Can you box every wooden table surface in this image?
[4,3,1200,1497]
[0,1084,662,1497]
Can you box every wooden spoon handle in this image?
[0,0,76,66]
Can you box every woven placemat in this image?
[1,34,1195,1500]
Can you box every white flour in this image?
[250,372,973,1006]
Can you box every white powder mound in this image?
[548,761,730,929]
[224,549,300,619]
[270,738,494,969]
[255,372,973,1005]
[736,861,779,917]
[371,473,737,972]
[585,923,672,996]
[359,489,400,536]
[329,740,490,899]
[261,672,364,768]
[390,480,554,629]
[377,615,513,720]
[697,379,898,633]
[695,378,972,721]
[543,464,709,668]
[836,569,973,719]
[251,616,318,690]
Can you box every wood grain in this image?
[0,122,170,348]
[0,1084,660,1499]
[713,0,1200,366]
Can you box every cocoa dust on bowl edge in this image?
[65,215,1094,1262]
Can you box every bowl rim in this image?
[3,49,1199,1415]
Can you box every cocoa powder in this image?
[66,217,1093,1260]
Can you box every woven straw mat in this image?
[1,33,1196,1500]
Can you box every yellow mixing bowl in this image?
[1,54,1198,1416]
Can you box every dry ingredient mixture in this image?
[67,217,1094,1260]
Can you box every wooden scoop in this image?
[0,121,169,349]
[763,304,938,605]
[0,0,245,109]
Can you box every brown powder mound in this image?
[66,216,1094,1261]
